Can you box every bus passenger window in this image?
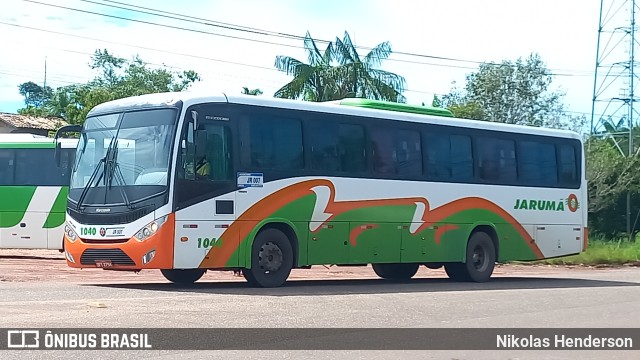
[0,150,14,185]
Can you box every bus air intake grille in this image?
[80,249,135,266]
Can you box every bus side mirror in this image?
[53,124,82,167]
[191,111,199,132]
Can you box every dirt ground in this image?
[0,248,633,284]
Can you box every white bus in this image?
[0,134,77,250]
[59,92,587,287]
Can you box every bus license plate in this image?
[95,260,113,268]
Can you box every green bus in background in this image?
[0,134,77,250]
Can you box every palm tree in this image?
[333,31,406,102]
[598,116,638,156]
[274,31,406,102]
[274,31,339,101]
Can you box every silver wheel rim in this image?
[472,245,489,272]
[258,241,283,273]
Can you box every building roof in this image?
[0,112,68,130]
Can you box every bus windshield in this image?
[69,108,178,207]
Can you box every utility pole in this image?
[591,0,640,240]
[43,56,47,90]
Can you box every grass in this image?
[531,236,640,266]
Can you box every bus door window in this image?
[178,121,196,180]
[194,128,209,180]
[178,116,232,183]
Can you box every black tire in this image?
[161,269,206,284]
[445,231,496,282]
[242,228,293,288]
[372,263,419,280]
[444,262,470,281]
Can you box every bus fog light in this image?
[142,249,156,264]
[65,251,75,263]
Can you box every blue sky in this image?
[0,0,622,129]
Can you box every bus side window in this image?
[559,144,577,186]
[0,150,15,185]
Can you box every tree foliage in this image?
[585,136,640,237]
[442,53,585,131]
[241,87,263,95]
[17,49,201,125]
[18,81,53,108]
[274,31,405,102]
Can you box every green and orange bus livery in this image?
[60,93,587,287]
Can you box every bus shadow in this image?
[87,276,640,296]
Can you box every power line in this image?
[20,0,481,70]
[20,0,594,76]
[87,0,598,75]
[0,21,277,72]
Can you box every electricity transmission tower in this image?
[591,0,640,239]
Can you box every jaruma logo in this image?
[514,194,579,212]
[566,194,579,212]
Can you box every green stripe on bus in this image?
[0,143,56,149]
[0,186,36,227]
[44,187,69,229]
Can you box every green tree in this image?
[17,49,201,125]
[585,136,640,238]
[18,81,53,108]
[431,95,442,108]
[442,53,582,131]
[242,87,263,95]
[274,31,405,102]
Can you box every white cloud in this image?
[0,0,614,120]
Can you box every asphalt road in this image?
[1,266,640,359]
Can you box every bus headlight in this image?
[135,215,168,242]
[65,224,78,242]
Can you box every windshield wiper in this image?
[75,157,105,211]
[108,143,134,209]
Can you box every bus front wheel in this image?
[372,263,419,280]
[444,231,495,282]
[161,269,206,284]
[242,228,293,288]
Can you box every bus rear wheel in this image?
[444,231,496,282]
[242,228,293,288]
[161,269,206,284]
[372,263,419,280]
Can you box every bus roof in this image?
[334,98,454,117]
[0,134,78,148]
[88,91,583,141]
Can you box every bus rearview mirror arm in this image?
[53,124,82,166]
